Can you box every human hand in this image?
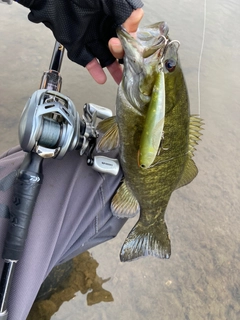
[24,0,143,85]
[86,8,144,85]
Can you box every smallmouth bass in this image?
[97,22,203,261]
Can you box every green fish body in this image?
[97,22,203,261]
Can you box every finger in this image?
[107,60,123,84]
[123,8,144,34]
[85,58,107,84]
[108,8,144,60]
[108,38,124,60]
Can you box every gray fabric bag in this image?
[0,146,126,320]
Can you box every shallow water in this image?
[1,0,240,319]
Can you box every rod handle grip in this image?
[2,153,43,261]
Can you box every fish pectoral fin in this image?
[175,157,198,189]
[111,180,140,218]
[120,216,171,261]
[96,116,119,152]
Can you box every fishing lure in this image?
[138,69,165,169]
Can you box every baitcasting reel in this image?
[19,89,119,175]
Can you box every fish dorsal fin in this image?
[188,115,204,157]
[175,156,198,189]
[96,116,119,152]
[111,180,140,218]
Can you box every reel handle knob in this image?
[91,156,119,176]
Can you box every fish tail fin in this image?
[120,215,171,262]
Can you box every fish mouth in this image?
[116,26,132,40]
[116,22,169,59]
[116,26,133,41]
[117,22,180,108]
[116,24,166,85]
[116,26,141,57]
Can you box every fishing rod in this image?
[0,40,119,320]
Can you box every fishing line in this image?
[197,0,207,116]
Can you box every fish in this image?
[97,22,203,262]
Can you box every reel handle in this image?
[92,156,119,176]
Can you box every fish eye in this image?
[165,59,176,72]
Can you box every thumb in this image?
[122,8,144,34]
[108,8,144,60]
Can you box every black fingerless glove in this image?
[17,0,143,68]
